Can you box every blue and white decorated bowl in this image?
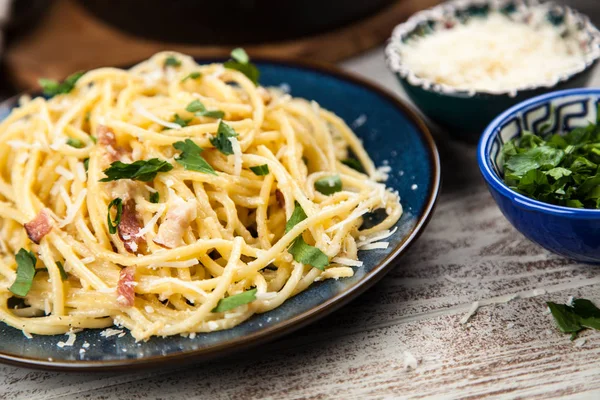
[478,88,600,263]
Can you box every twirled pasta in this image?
[0,52,401,340]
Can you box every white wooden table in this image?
[3,48,600,400]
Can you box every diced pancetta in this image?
[24,209,53,244]
[275,189,285,208]
[117,266,136,307]
[97,125,116,146]
[118,200,143,253]
[153,195,197,249]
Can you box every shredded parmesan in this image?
[55,166,74,181]
[207,321,219,331]
[7,140,41,150]
[332,257,364,267]
[359,242,390,251]
[403,351,419,370]
[75,162,86,182]
[100,328,124,338]
[357,227,398,247]
[229,136,242,176]
[326,207,369,233]
[399,12,589,93]
[57,331,76,348]
[134,102,181,130]
[135,204,166,237]
[58,189,87,228]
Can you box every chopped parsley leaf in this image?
[173,139,217,175]
[100,159,173,182]
[107,198,123,235]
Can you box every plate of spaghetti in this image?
[0,51,439,370]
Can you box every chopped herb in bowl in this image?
[501,107,600,209]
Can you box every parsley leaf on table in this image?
[547,298,600,338]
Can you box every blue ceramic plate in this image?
[0,60,440,370]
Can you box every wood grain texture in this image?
[2,48,600,400]
[4,0,442,90]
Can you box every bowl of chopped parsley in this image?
[478,88,600,263]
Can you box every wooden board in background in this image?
[4,0,441,89]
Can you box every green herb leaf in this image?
[39,71,85,97]
[9,249,38,296]
[341,158,365,173]
[107,198,123,234]
[55,261,68,281]
[545,167,572,180]
[100,159,173,182]
[173,139,217,175]
[83,158,90,172]
[504,146,564,178]
[547,298,600,336]
[500,119,600,209]
[250,164,269,176]
[66,137,84,148]
[315,175,342,195]
[548,302,582,333]
[210,121,238,155]
[185,100,225,119]
[285,201,307,234]
[181,71,201,82]
[288,236,329,270]
[164,56,181,68]
[212,288,257,313]
[149,192,159,203]
[284,202,329,270]
[173,113,192,127]
[185,100,205,113]
[224,48,260,85]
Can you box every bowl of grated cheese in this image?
[385,0,600,142]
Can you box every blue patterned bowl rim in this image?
[478,87,600,217]
[385,0,600,97]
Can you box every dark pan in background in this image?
[77,0,397,44]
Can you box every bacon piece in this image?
[24,209,53,244]
[97,125,125,162]
[97,125,116,146]
[118,200,143,253]
[153,196,197,249]
[117,266,136,307]
[275,189,285,208]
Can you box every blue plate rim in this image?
[0,57,441,371]
[478,87,600,218]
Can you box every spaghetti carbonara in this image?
[0,51,401,340]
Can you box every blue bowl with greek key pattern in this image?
[478,88,600,262]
